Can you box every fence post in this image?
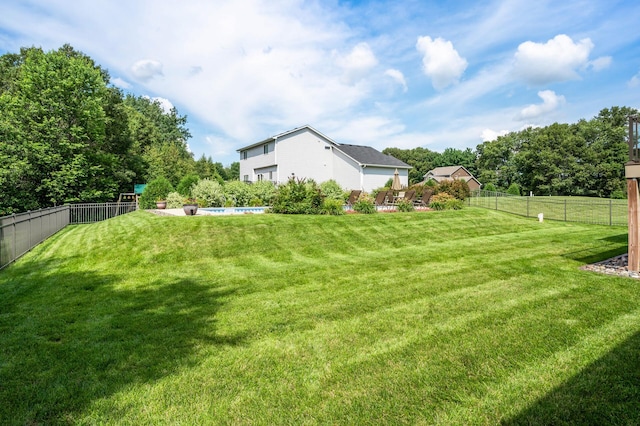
[495,192,498,210]
[609,199,612,226]
[564,199,567,222]
[527,197,529,218]
[12,214,16,266]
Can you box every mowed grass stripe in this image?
[0,208,637,424]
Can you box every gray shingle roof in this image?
[337,144,410,168]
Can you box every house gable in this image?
[424,165,481,190]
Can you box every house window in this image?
[269,171,273,180]
[257,174,263,181]
[242,151,247,160]
[263,144,269,154]
[243,174,249,182]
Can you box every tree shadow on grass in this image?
[563,233,628,265]
[0,259,244,424]
[502,331,640,425]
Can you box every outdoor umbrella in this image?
[391,169,402,190]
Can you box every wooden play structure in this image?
[116,184,146,211]
[625,115,640,271]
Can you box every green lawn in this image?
[0,208,638,424]
[469,194,628,226]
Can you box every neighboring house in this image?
[423,166,482,191]
[237,125,411,192]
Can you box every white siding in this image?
[332,148,362,190]
[275,129,334,183]
[239,141,276,182]
[362,167,408,192]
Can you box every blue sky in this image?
[1,0,639,166]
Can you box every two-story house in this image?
[237,125,411,192]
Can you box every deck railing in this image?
[0,202,136,270]
[629,115,640,163]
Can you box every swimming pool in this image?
[201,207,267,215]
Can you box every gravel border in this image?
[580,254,640,279]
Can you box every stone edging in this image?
[580,254,640,279]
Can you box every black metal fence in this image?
[468,190,627,226]
[69,202,137,224]
[0,202,136,270]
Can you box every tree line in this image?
[0,45,238,215]
[1,45,636,216]
[385,106,637,198]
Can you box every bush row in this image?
[141,175,470,213]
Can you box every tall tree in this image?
[123,95,194,187]
[474,106,637,197]
[226,162,240,181]
[0,45,131,213]
[382,147,441,184]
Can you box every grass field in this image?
[469,193,628,226]
[0,208,638,424]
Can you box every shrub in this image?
[176,174,200,197]
[610,189,626,199]
[224,181,252,207]
[166,191,184,208]
[139,177,174,209]
[506,183,521,196]
[353,195,376,214]
[396,199,415,212]
[483,182,497,192]
[270,178,323,214]
[320,179,346,202]
[424,178,439,188]
[321,198,345,215]
[249,180,277,206]
[429,192,462,210]
[445,198,464,210]
[191,179,225,207]
[437,179,470,200]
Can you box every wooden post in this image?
[628,178,639,272]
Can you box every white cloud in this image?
[322,116,406,150]
[517,90,566,120]
[204,135,237,159]
[481,128,509,141]
[111,77,131,89]
[152,97,174,114]
[589,56,612,71]
[131,59,163,82]
[384,69,407,92]
[189,66,203,76]
[416,36,467,90]
[336,42,378,83]
[513,34,593,85]
[142,95,174,114]
[0,0,636,166]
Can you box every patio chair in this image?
[417,189,434,207]
[385,190,397,206]
[374,190,388,206]
[403,190,416,203]
[346,190,362,207]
